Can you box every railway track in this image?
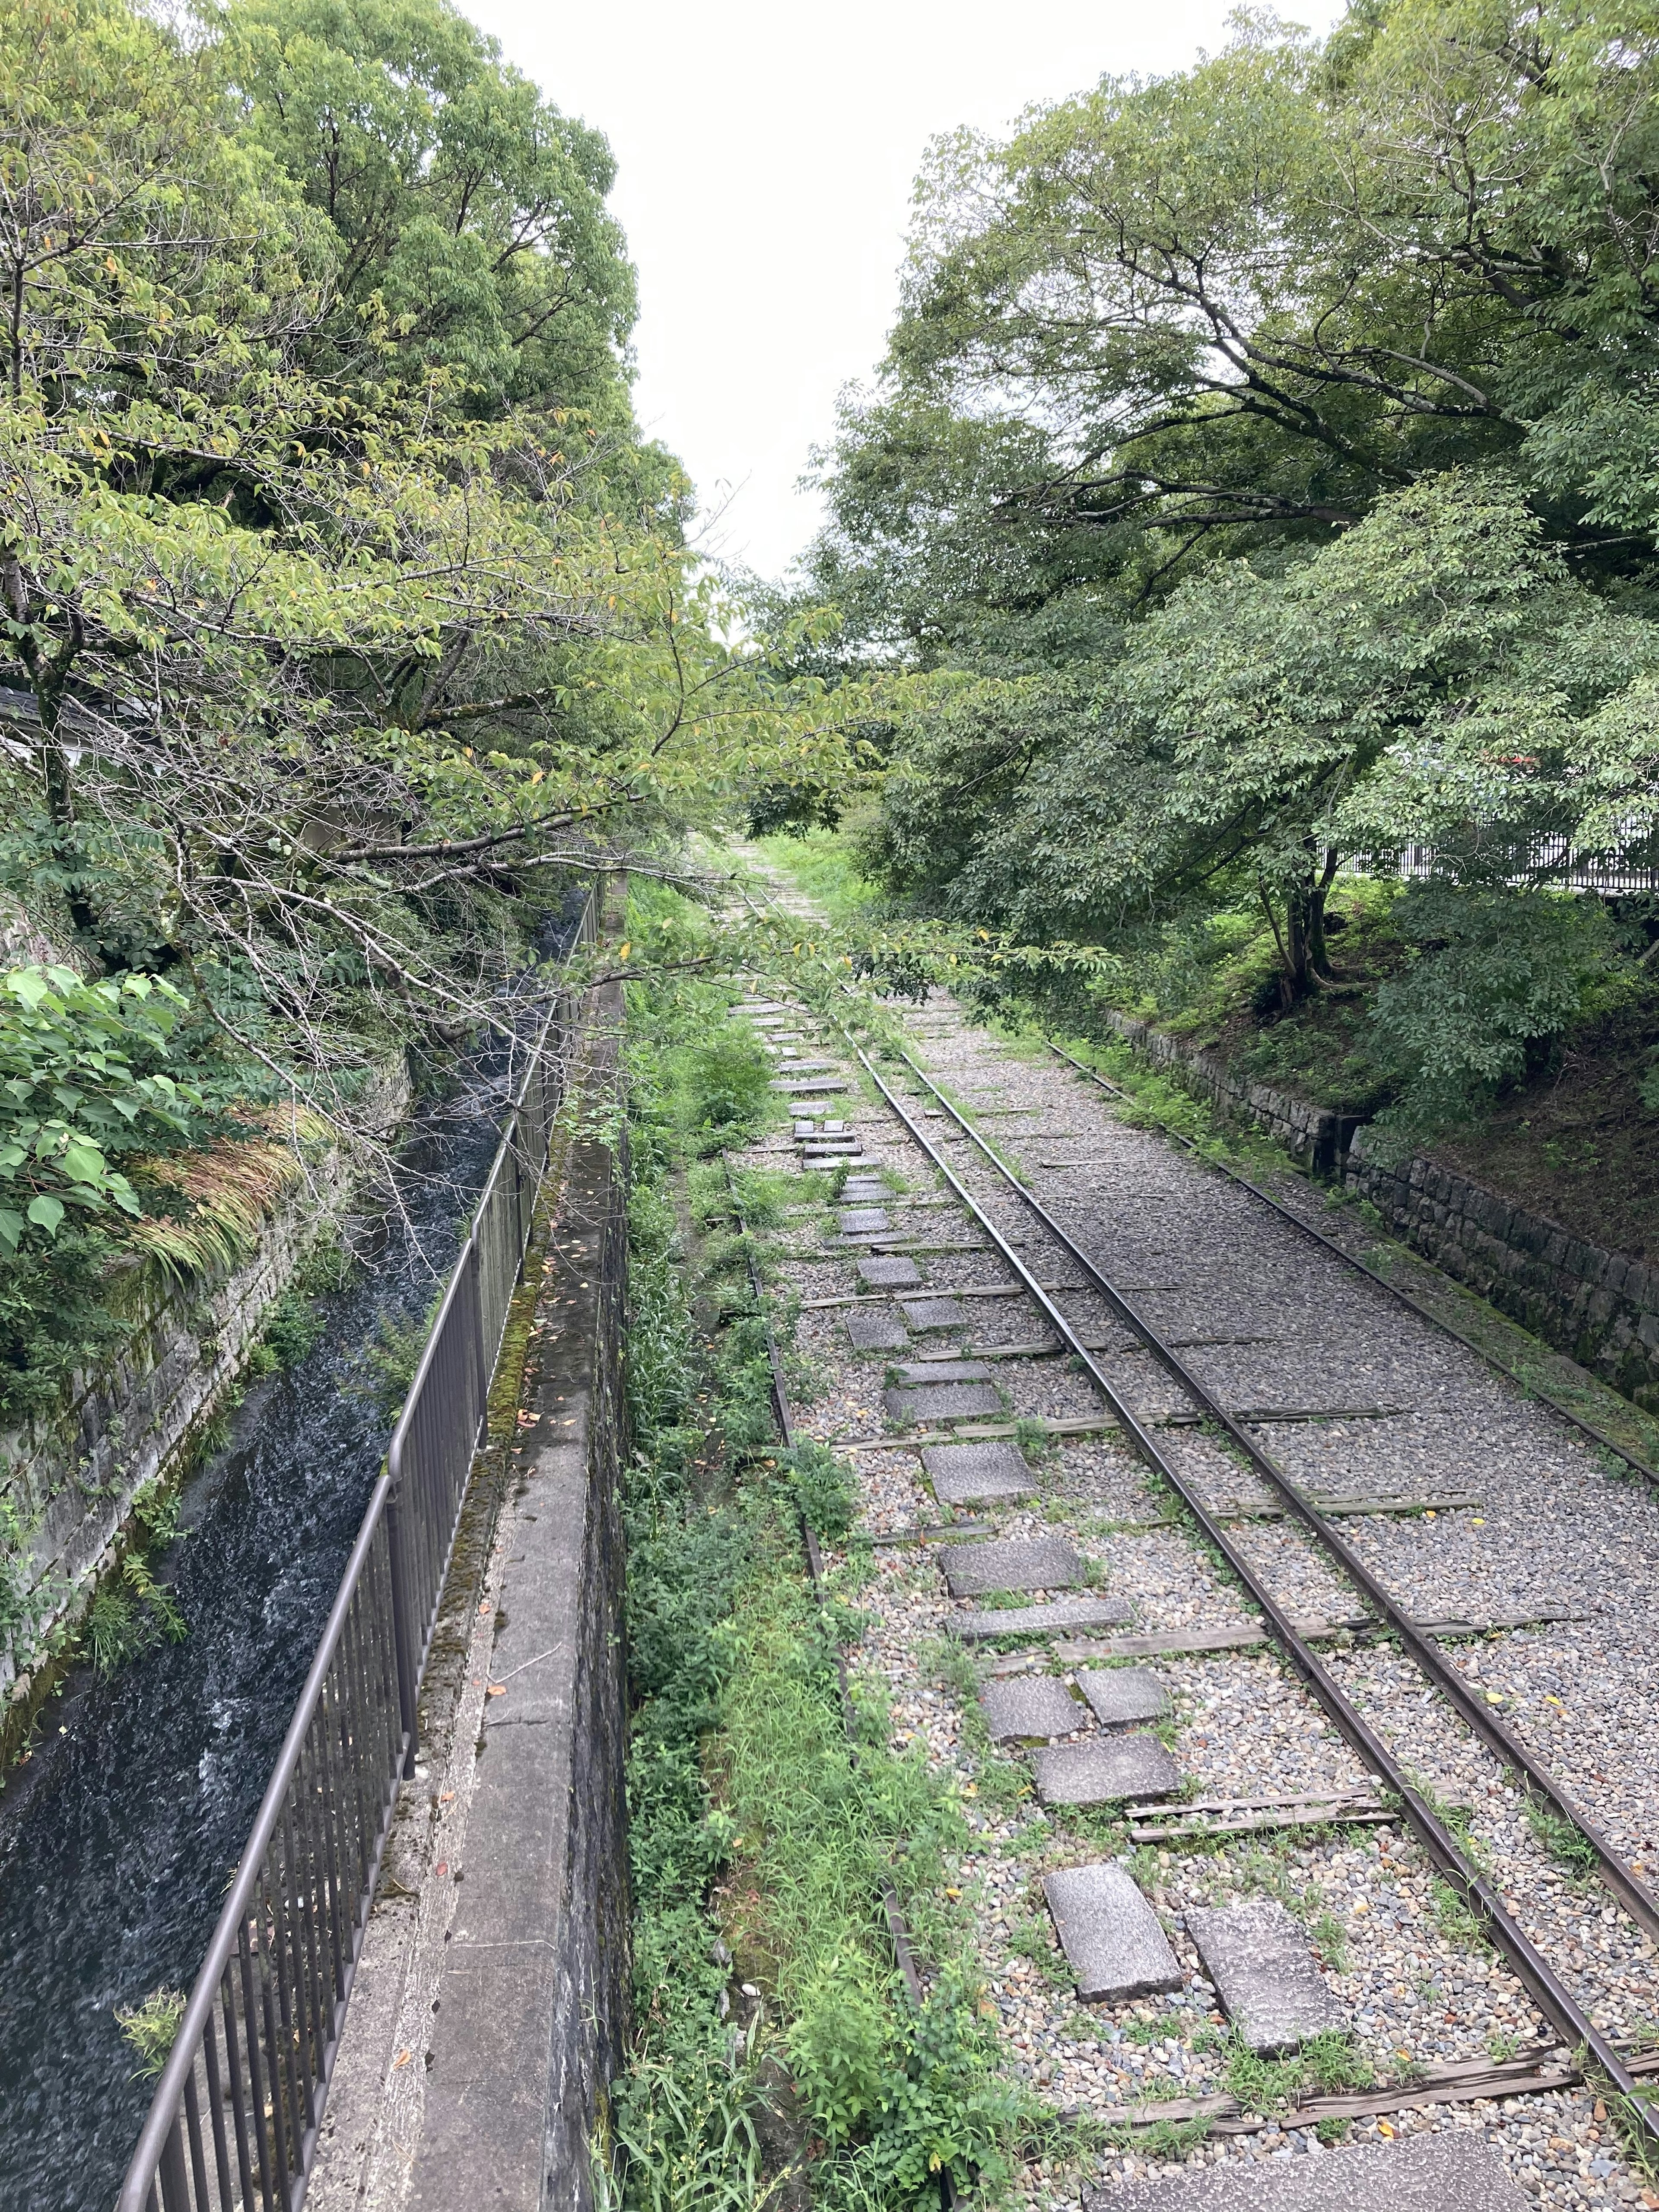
[721,928,1659,2210]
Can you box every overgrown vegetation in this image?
[747,0,1659,1208]
[0,0,834,1439]
[608,887,1022,2209]
[115,1986,188,2080]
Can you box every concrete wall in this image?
[0,1079,406,1720]
[1093,1010,1658,1417]
[407,1055,631,2212]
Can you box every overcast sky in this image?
[464,0,1341,583]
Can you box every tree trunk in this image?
[1267,848,1341,1010]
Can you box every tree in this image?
[0,0,829,1128]
[812,0,1659,654]
[217,0,641,433]
[856,473,1659,1001]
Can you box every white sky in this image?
[463,0,1341,583]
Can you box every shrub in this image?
[1369,884,1624,1142]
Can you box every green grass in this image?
[1524,1797,1603,1881]
[1224,2029,1374,2115]
[751,831,884,927]
[608,885,1027,2212]
[115,1987,187,2080]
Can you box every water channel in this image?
[0,922,582,2208]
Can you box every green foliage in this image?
[610,933,1022,2210]
[787,1960,891,2146]
[1367,886,1624,1145]
[247,1281,331,1379]
[1308,1910,1349,1972]
[115,1987,187,2081]
[0,1226,131,1425]
[1431,1876,1491,1948]
[773,1442,855,1541]
[1525,1797,1602,1880]
[0,968,211,1253]
[219,0,641,431]
[0,0,830,1144]
[1224,2029,1373,2115]
[601,2033,782,2212]
[801,0,1659,1082]
[83,1549,187,1676]
[359,1293,442,1422]
[749,834,884,928]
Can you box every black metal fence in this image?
[1386,838,1659,895]
[117,892,598,2212]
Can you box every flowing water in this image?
[0,920,584,2208]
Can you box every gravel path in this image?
[725,877,1659,2211]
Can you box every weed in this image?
[609,912,1024,2207]
[253,1284,329,1373]
[1525,1797,1602,1880]
[1005,1917,1072,1989]
[1101,2117,1211,2159]
[132,1480,183,1551]
[1124,2012,1184,2047]
[772,1442,856,1540]
[1431,1876,1491,1949]
[359,1294,442,1422]
[1013,1416,1054,1463]
[1309,1911,1348,1970]
[1487,2028,1524,2062]
[1604,2084,1659,2187]
[82,1552,186,1675]
[84,1588,139,1675]
[116,1987,187,2080]
[600,2029,783,2212]
[1225,2029,1373,2115]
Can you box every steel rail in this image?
[831,1021,1659,2152]
[891,1040,1659,1952]
[1045,1039,1659,1491]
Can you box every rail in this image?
[116,889,598,2212]
[837,1018,1659,2158]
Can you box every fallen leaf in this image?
[391,2050,411,2071]
[487,1684,506,1696]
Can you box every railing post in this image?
[467,1236,489,1447]
[156,2114,188,2212]
[386,1484,420,1763]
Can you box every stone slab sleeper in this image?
[1042,1863,1182,2003]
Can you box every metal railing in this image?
[1381,837,1659,895]
[117,890,598,2212]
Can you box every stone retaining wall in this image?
[1094,1011,1658,1417]
[1097,1010,1363,1173]
[0,1076,406,1722]
[1344,1135,1659,1416]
